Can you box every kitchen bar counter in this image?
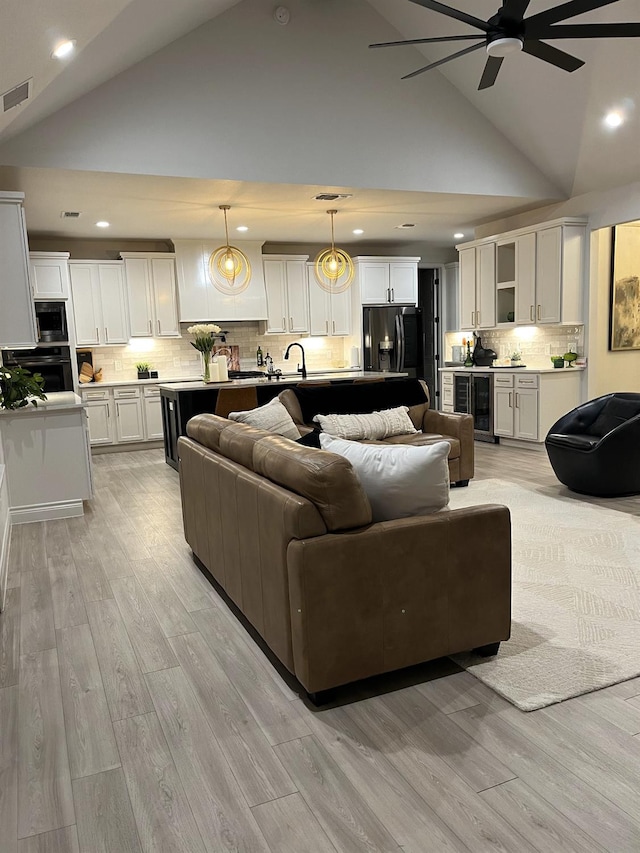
[439,366,585,374]
[0,391,84,415]
[160,371,408,470]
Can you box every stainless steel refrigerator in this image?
[363,305,423,378]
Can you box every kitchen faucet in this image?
[284,343,307,379]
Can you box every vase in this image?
[202,351,211,382]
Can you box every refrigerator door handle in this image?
[395,314,406,372]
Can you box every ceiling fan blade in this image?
[478,56,504,89]
[526,0,619,28]
[501,0,532,21]
[402,42,485,79]
[408,0,490,32]
[528,22,640,39]
[523,39,585,71]
[369,34,485,49]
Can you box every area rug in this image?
[448,479,640,711]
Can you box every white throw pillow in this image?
[319,434,450,522]
[313,406,418,441]
[228,397,301,440]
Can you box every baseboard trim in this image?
[10,500,84,524]
[499,438,546,452]
[91,440,164,455]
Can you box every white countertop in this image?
[0,391,84,415]
[79,368,371,389]
[439,366,585,374]
[159,371,408,392]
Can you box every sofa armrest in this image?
[423,410,474,481]
[287,504,511,692]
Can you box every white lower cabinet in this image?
[143,387,163,439]
[494,374,539,440]
[82,384,164,446]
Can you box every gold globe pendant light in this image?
[208,205,252,295]
[314,209,354,294]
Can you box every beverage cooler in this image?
[453,372,497,442]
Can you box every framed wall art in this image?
[610,222,640,351]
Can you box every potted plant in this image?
[136,362,151,380]
[510,350,522,367]
[0,365,47,409]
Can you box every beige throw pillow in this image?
[319,434,450,522]
[313,406,418,441]
[228,397,301,440]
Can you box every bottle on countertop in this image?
[464,340,473,367]
[256,345,264,367]
[264,352,274,374]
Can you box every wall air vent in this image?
[395,223,416,229]
[3,79,31,112]
[61,211,81,218]
[313,193,353,201]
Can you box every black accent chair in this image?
[545,393,640,497]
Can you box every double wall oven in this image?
[2,300,74,392]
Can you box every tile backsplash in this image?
[444,326,584,368]
[87,322,351,382]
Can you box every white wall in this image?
[0,0,559,202]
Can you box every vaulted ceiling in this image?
[0,0,637,246]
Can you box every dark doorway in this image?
[417,268,440,407]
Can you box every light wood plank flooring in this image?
[1,445,640,852]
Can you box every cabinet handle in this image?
[325,320,329,333]
[104,327,109,342]
[290,316,293,329]
[530,305,534,322]
[391,288,395,302]
[471,311,474,326]
[106,406,110,418]
[332,320,336,334]
[148,320,153,335]
[95,327,99,342]
[509,392,512,408]
[537,304,541,321]
[476,311,480,327]
[157,319,162,335]
[515,393,519,409]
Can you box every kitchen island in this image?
[0,391,93,521]
[160,371,408,469]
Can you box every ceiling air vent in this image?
[3,79,31,112]
[395,223,416,229]
[313,193,353,201]
[61,211,81,219]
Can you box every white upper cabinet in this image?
[122,253,179,337]
[514,233,537,324]
[0,193,37,348]
[459,244,495,330]
[69,261,128,346]
[263,255,309,334]
[307,264,352,336]
[29,252,70,299]
[173,239,268,322]
[356,257,419,305]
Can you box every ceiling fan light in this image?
[487,37,523,57]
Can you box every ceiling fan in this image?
[370,0,640,89]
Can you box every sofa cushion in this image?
[313,406,418,441]
[320,435,450,522]
[586,396,640,437]
[186,413,230,452]
[219,421,272,470]
[278,389,305,426]
[228,397,301,440]
[253,436,372,532]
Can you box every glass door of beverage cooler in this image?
[472,373,495,441]
[453,374,471,414]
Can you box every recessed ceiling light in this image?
[95,221,110,228]
[52,39,76,59]
[353,229,364,235]
[604,110,624,128]
[454,232,465,239]
[236,225,248,232]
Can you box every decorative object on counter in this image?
[510,350,522,367]
[563,349,578,367]
[264,352,274,374]
[256,345,264,367]
[315,209,354,293]
[216,355,229,382]
[136,362,151,380]
[506,311,515,322]
[213,344,240,372]
[94,368,103,382]
[209,205,251,295]
[472,334,497,367]
[551,356,564,368]
[79,361,94,384]
[0,365,47,409]
[609,222,640,351]
[187,323,222,383]
[464,338,473,367]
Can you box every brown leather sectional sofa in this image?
[278,378,474,486]
[178,413,511,699]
